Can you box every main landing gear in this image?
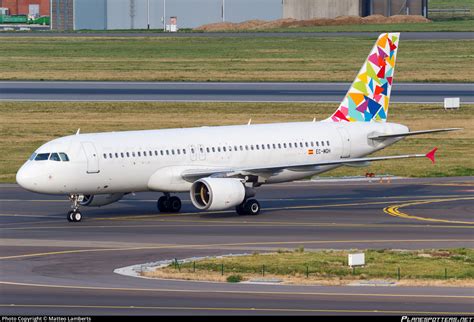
[157,193,182,213]
[236,199,261,216]
[67,194,82,222]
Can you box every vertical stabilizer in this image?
[328,33,400,123]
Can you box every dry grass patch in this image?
[143,248,474,287]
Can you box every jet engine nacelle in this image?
[190,178,249,211]
[80,193,124,207]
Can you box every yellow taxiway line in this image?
[384,197,474,225]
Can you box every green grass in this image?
[265,19,473,32]
[0,36,472,82]
[1,101,472,183]
[165,248,474,280]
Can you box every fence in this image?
[428,8,472,19]
[171,259,463,280]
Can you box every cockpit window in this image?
[50,153,61,161]
[29,153,37,161]
[59,153,70,161]
[35,153,50,161]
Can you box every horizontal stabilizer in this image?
[368,128,461,140]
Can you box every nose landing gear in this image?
[67,194,82,222]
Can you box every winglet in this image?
[425,147,438,164]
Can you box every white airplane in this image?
[16,33,459,222]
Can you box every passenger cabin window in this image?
[321,141,325,147]
[35,153,50,161]
[327,140,330,146]
[49,153,61,161]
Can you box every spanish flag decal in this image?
[307,149,314,155]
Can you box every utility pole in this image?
[222,0,225,22]
[163,0,166,31]
[147,0,150,29]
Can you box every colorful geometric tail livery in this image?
[329,32,400,123]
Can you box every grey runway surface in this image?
[1,81,473,103]
[1,177,473,315]
[1,31,473,39]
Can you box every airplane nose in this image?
[16,164,35,192]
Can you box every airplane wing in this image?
[181,148,438,182]
[368,128,461,140]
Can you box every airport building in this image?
[283,0,428,20]
[51,0,283,31]
[0,0,49,17]
[0,0,428,30]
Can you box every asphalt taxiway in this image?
[1,81,473,103]
[0,176,473,315]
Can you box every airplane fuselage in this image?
[16,120,407,195]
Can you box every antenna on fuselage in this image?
[76,128,80,135]
[312,118,316,122]
[247,119,252,125]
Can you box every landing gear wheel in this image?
[67,210,82,222]
[157,195,181,213]
[169,196,182,213]
[157,196,169,212]
[236,203,246,216]
[73,211,82,222]
[244,199,260,216]
[236,199,261,216]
